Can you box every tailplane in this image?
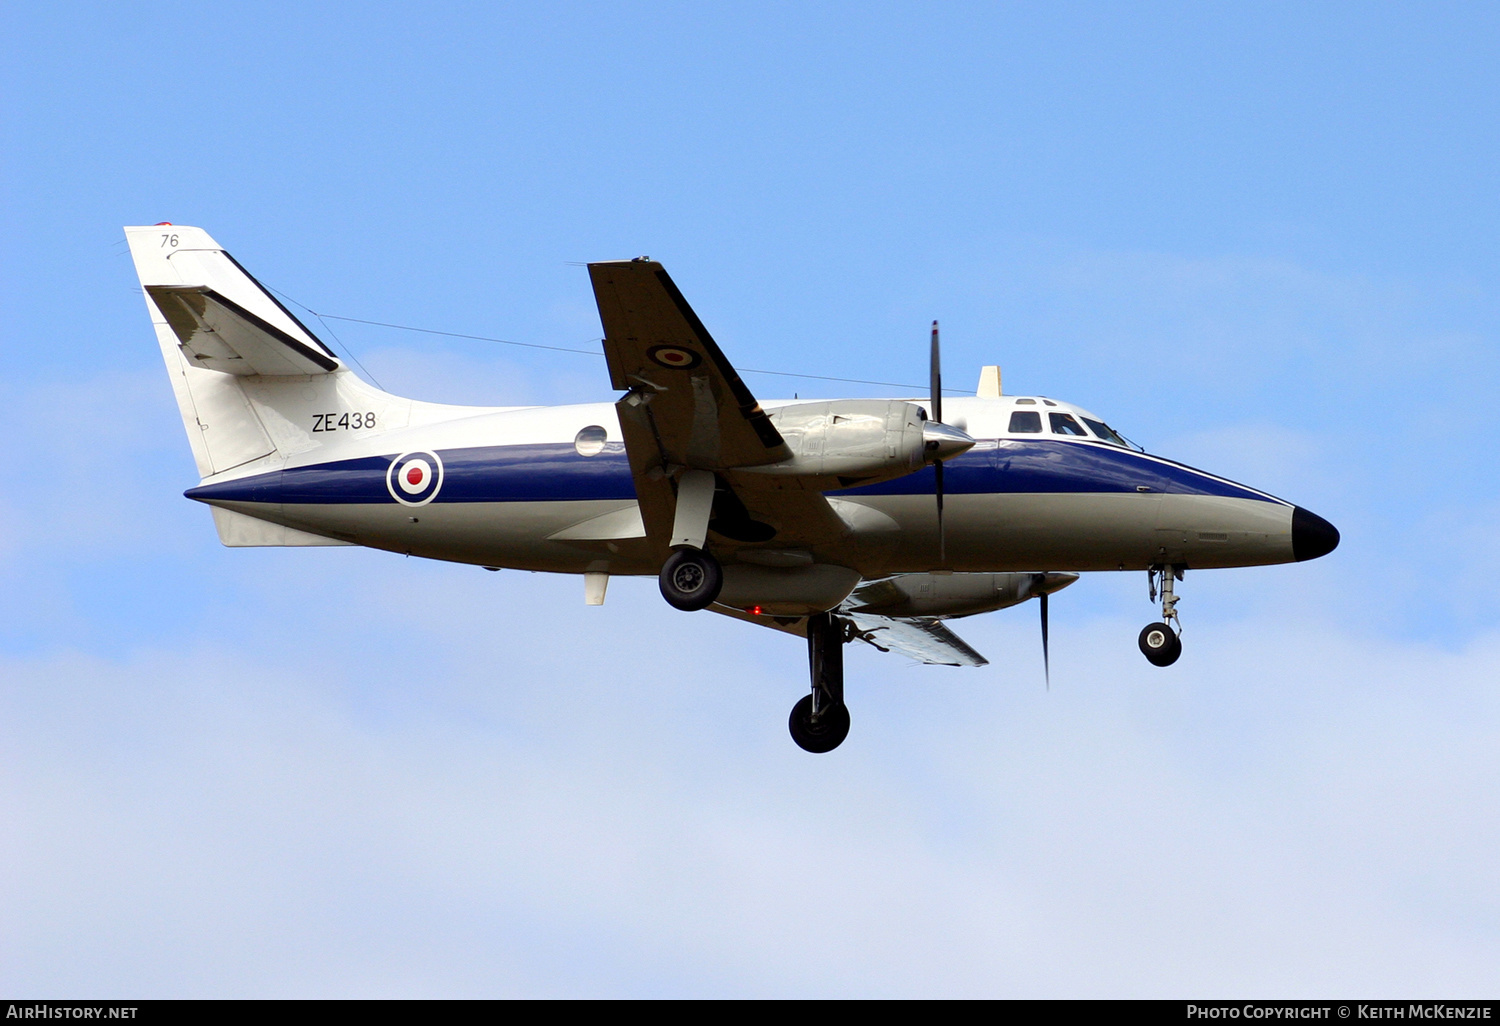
[128,225,341,378]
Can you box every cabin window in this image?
[574,424,608,456]
[1009,411,1043,433]
[1082,417,1126,446]
[1049,412,1088,436]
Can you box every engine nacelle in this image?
[718,563,863,616]
[738,400,970,488]
[846,572,1079,619]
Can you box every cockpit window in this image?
[1049,412,1088,436]
[1009,411,1042,433]
[1081,417,1127,446]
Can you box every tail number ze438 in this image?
[313,412,377,432]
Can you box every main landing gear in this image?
[659,547,723,611]
[789,611,851,753]
[1139,565,1184,667]
[658,469,724,612]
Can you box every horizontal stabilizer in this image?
[147,285,338,376]
[125,224,340,378]
[210,507,353,547]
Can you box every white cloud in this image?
[3,568,1497,996]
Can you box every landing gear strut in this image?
[658,468,723,611]
[789,611,851,753]
[1139,565,1183,667]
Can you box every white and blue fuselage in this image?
[185,392,1335,579]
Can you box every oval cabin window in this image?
[574,425,608,457]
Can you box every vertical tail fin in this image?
[127,225,504,546]
[127,226,419,473]
[126,224,349,478]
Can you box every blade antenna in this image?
[931,320,945,566]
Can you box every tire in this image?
[1138,622,1182,667]
[658,547,723,611]
[788,694,851,753]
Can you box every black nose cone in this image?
[1292,506,1340,562]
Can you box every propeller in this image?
[931,321,944,564]
[1040,587,1050,690]
[920,320,974,568]
[1026,573,1078,688]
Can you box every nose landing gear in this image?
[1139,565,1183,667]
[1138,621,1181,666]
[789,611,852,753]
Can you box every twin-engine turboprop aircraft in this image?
[127,225,1339,753]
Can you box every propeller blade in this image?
[930,320,942,425]
[934,460,945,565]
[1040,588,1050,689]
[931,320,945,565]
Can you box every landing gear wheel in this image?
[788,694,851,753]
[1138,622,1182,667]
[658,547,723,611]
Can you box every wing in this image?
[147,285,339,376]
[845,612,988,666]
[708,605,988,668]
[588,260,845,552]
[589,260,789,468]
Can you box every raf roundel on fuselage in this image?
[386,451,445,507]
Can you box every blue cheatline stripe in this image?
[185,438,1282,506]
[835,440,1282,503]
[186,443,638,505]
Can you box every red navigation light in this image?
[750,605,763,615]
[154,222,173,226]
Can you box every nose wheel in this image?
[789,611,851,753]
[1139,565,1184,667]
[1138,622,1181,666]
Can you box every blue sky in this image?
[3,1,1498,996]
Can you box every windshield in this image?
[1049,412,1088,436]
[1081,417,1128,446]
